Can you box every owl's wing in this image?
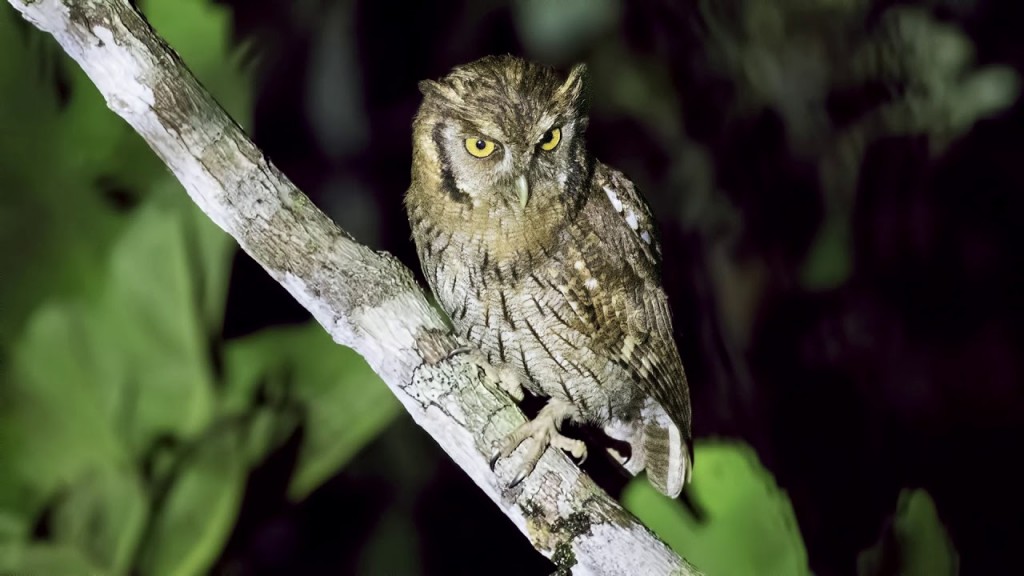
[592,167,663,270]
[571,163,692,494]
[587,165,689,421]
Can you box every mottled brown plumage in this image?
[404,55,693,496]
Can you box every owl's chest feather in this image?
[429,225,573,346]
[419,216,640,421]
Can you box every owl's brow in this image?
[458,119,508,144]
[534,112,564,138]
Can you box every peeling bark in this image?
[6,0,702,573]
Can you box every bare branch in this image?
[6,0,701,573]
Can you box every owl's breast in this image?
[422,231,642,424]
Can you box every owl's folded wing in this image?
[584,164,692,443]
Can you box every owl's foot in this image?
[489,399,587,488]
[452,346,524,401]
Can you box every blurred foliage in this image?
[625,443,957,576]
[625,440,810,576]
[0,3,123,349]
[0,1,395,574]
[696,1,1020,291]
[858,489,959,576]
[357,507,424,575]
[512,0,621,64]
[0,541,109,576]
[223,322,401,500]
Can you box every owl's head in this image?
[411,55,590,216]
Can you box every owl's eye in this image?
[539,127,561,151]
[465,138,496,158]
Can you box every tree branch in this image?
[7,0,701,573]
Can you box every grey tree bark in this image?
[6,1,702,574]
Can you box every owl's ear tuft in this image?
[419,79,463,105]
[555,63,589,108]
[418,79,441,97]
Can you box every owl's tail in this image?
[641,404,693,499]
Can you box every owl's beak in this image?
[516,175,530,209]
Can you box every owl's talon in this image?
[509,468,529,488]
[490,400,585,488]
[488,449,501,471]
[446,345,473,360]
[501,434,548,488]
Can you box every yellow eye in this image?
[539,127,561,151]
[465,138,496,158]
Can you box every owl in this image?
[404,55,693,497]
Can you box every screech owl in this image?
[404,55,693,497]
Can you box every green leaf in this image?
[0,199,217,522]
[0,1,250,566]
[136,170,237,338]
[52,466,148,575]
[0,542,109,576]
[0,510,28,543]
[222,322,401,499]
[858,489,959,576]
[0,304,125,520]
[0,0,250,348]
[623,440,810,576]
[0,10,126,347]
[0,0,251,344]
[184,195,237,335]
[137,429,246,576]
[97,201,217,452]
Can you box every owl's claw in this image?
[509,467,529,489]
[446,345,473,360]
[490,400,587,488]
